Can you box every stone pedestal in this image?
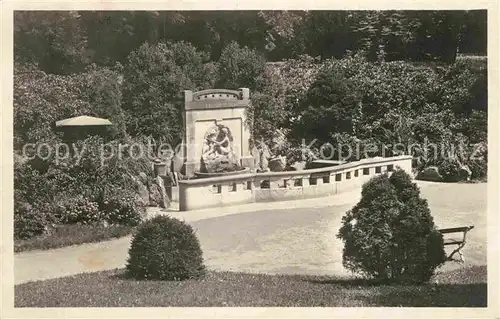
[241,155,256,169]
[183,88,253,177]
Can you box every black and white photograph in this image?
[1,2,498,317]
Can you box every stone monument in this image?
[183,88,254,177]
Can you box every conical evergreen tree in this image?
[337,169,447,284]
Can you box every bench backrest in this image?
[438,226,474,234]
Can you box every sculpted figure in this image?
[202,133,218,157]
[200,124,241,173]
[202,126,232,158]
[259,142,271,172]
[213,127,231,155]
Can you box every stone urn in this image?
[153,159,169,176]
[268,156,287,172]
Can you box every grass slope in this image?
[15,223,134,253]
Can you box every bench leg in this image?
[448,243,466,263]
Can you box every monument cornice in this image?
[184,100,249,111]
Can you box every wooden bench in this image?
[439,226,474,263]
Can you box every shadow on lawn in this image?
[107,269,210,282]
[304,277,487,307]
[109,271,128,280]
[305,276,389,287]
[369,283,487,307]
[109,266,488,307]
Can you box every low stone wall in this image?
[178,155,413,211]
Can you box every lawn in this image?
[15,265,487,307]
[14,223,135,253]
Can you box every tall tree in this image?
[351,10,468,63]
[412,11,467,62]
[217,41,266,90]
[14,11,89,74]
[121,41,217,143]
[459,10,487,55]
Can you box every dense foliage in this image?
[295,63,362,142]
[14,136,149,239]
[247,55,322,145]
[14,62,125,148]
[14,161,59,239]
[252,54,487,172]
[122,41,217,143]
[217,41,266,91]
[126,215,206,281]
[14,10,486,74]
[337,170,447,283]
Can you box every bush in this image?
[100,188,145,226]
[278,55,487,168]
[14,201,58,240]
[54,195,102,225]
[295,64,362,143]
[415,166,443,182]
[248,55,322,143]
[469,159,487,180]
[286,145,318,166]
[337,169,447,284]
[217,41,266,90]
[14,135,150,239]
[438,158,462,182]
[52,135,151,203]
[461,110,487,144]
[248,69,289,142]
[463,141,487,180]
[14,160,53,203]
[14,63,125,148]
[126,215,205,281]
[14,161,60,239]
[72,64,128,140]
[122,41,216,143]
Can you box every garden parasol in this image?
[55,115,112,127]
[55,115,114,142]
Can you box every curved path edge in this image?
[15,188,363,285]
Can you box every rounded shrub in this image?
[14,161,60,239]
[295,65,362,143]
[469,159,487,180]
[217,41,266,90]
[126,215,205,281]
[100,188,145,226]
[55,195,102,225]
[438,158,462,182]
[337,169,447,284]
[468,141,487,180]
[14,200,57,239]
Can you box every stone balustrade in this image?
[178,155,412,211]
